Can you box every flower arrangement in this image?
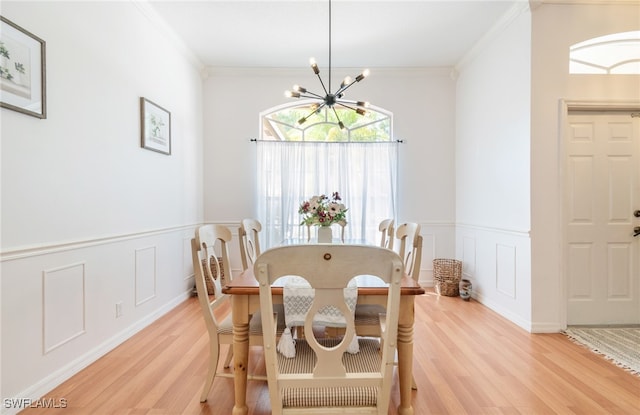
[298,192,348,227]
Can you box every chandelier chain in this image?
[328,0,332,94]
[283,0,370,129]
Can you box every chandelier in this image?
[284,0,370,130]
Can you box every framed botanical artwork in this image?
[140,97,171,155]
[0,16,46,119]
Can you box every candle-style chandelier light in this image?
[284,0,370,130]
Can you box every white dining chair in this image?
[350,219,395,337]
[255,244,404,414]
[192,224,285,402]
[354,222,421,390]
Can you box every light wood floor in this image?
[21,290,640,414]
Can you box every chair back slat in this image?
[239,218,262,270]
[396,222,422,282]
[378,219,395,250]
[197,224,232,289]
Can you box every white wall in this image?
[1,1,203,411]
[202,67,458,283]
[10,0,632,407]
[530,2,640,331]
[1,1,204,248]
[455,5,533,330]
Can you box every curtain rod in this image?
[249,139,404,143]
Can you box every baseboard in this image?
[1,291,191,415]
[472,291,534,333]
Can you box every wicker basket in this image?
[201,257,224,295]
[433,258,462,296]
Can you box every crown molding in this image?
[131,0,205,76]
[202,66,454,79]
[455,0,638,71]
[536,0,640,4]
[455,1,531,71]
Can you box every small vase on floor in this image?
[317,226,332,243]
[459,279,472,301]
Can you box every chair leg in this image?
[223,345,233,368]
[200,337,220,402]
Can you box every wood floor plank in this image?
[19,290,640,414]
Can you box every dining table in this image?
[222,244,425,415]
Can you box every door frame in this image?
[559,99,640,329]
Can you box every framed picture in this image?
[140,97,171,155]
[0,16,46,119]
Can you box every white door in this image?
[565,112,640,325]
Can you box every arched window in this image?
[256,102,398,248]
[570,31,640,74]
[262,100,392,142]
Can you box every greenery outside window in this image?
[262,101,392,142]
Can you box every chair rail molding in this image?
[1,224,202,262]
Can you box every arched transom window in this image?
[261,101,392,142]
[570,31,640,74]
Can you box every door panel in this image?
[566,113,639,325]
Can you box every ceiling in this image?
[144,0,521,69]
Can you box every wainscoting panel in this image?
[43,263,86,354]
[420,230,436,284]
[462,236,477,279]
[417,222,455,286]
[496,244,517,299]
[1,225,198,409]
[135,246,157,306]
[183,236,194,282]
[456,224,532,331]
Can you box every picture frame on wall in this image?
[0,16,47,119]
[140,97,171,155]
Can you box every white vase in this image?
[317,226,332,243]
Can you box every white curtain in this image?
[256,141,398,248]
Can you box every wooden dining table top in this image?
[223,268,425,296]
